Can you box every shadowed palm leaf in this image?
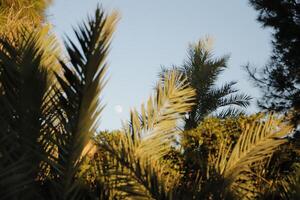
[0,32,48,199]
[48,6,118,199]
[0,6,118,199]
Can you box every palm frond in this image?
[96,71,195,199]
[43,6,119,198]
[182,38,229,93]
[216,114,293,197]
[162,38,251,130]
[0,32,49,199]
[211,81,238,97]
[219,93,252,108]
[201,82,251,119]
[100,134,179,199]
[0,0,52,35]
[254,143,300,199]
[133,71,195,159]
[215,107,246,119]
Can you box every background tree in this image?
[247,0,300,126]
[164,37,251,130]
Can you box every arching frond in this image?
[96,71,195,199]
[216,114,293,198]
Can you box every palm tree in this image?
[0,4,297,200]
[0,5,118,199]
[163,37,251,130]
[0,5,196,199]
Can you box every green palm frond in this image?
[219,93,251,108]
[96,71,195,199]
[200,82,251,118]
[216,107,245,119]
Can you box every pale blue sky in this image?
[47,0,272,131]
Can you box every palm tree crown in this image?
[178,37,252,130]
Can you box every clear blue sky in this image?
[47,0,272,131]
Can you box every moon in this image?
[114,105,123,114]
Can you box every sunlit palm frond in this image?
[133,71,195,159]
[97,136,175,199]
[96,71,195,199]
[252,142,300,199]
[35,24,62,75]
[0,22,62,78]
[215,114,293,198]
[0,4,139,200]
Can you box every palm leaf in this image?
[0,32,49,199]
[216,114,293,198]
[96,71,195,199]
[0,4,118,199]
[46,6,119,198]
[162,38,251,129]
